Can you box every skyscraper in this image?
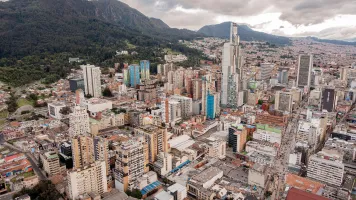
[129,64,140,87]
[140,60,150,81]
[69,106,90,137]
[221,23,242,107]
[72,136,94,169]
[275,91,293,113]
[297,54,313,88]
[82,64,102,97]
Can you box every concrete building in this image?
[307,148,344,186]
[275,91,293,113]
[322,88,336,112]
[248,163,267,188]
[170,95,193,119]
[93,137,110,175]
[82,64,102,97]
[260,63,274,81]
[161,98,182,125]
[167,183,187,200]
[135,125,168,163]
[69,106,90,137]
[72,136,94,169]
[40,151,61,177]
[254,123,283,145]
[114,137,149,192]
[228,124,247,153]
[140,60,150,81]
[192,79,202,100]
[153,152,172,176]
[297,54,313,88]
[221,23,242,107]
[206,137,226,159]
[85,98,112,117]
[246,140,278,157]
[68,161,108,199]
[187,167,223,199]
[48,102,66,119]
[278,69,289,84]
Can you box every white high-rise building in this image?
[307,148,344,186]
[82,64,102,97]
[69,106,90,137]
[221,22,242,107]
[68,161,108,199]
[260,63,274,81]
[297,54,313,88]
[170,95,193,119]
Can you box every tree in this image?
[28,93,38,101]
[257,100,263,105]
[126,189,142,199]
[13,180,61,200]
[6,92,18,112]
[85,94,92,98]
[102,87,113,97]
[59,106,72,115]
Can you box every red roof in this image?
[286,188,329,200]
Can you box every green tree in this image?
[13,180,61,200]
[6,93,18,112]
[257,100,263,105]
[102,87,113,97]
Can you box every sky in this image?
[120,0,356,41]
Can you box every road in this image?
[0,191,17,200]
[2,143,47,180]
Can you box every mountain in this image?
[308,37,356,46]
[198,22,291,45]
[0,0,201,58]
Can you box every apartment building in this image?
[114,137,149,192]
[81,64,102,98]
[68,161,108,199]
[206,137,226,159]
[72,136,94,169]
[153,152,173,176]
[69,106,90,137]
[170,95,193,119]
[135,125,168,163]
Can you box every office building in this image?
[275,91,293,112]
[72,136,94,169]
[322,88,336,112]
[69,106,90,137]
[82,64,102,97]
[206,91,220,119]
[227,74,241,108]
[307,148,344,186]
[114,137,149,192]
[69,78,85,92]
[260,63,274,81]
[228,124,247,153]
[135,125,168,163]
[297,54,313,88]
[221,22,242,106]
[278,69,289,84]
[129,64,140,87]
[68,161,108,199]
[140,60,150,81]
[40,151,61,176]
[48,102,66,119]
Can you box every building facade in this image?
[82,64,102,97]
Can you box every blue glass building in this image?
[140,60,150,80]
[129,64,140,87]
[206,92,215,119]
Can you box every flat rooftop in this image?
[191,167,222,183]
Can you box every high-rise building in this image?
[68,161,108,199]
[322,88,336,112]
[297,54,313,88]
[93,137,110,175]
[192,79,202,100]
[221,22,242,107]
[75,89,85,106]
[161,99,182,124]
[227,74,241,108]
[140,60,150,81]
[123,69,129,86]
[82,64,102,97]
[275,91,293,112]
[206,91,220,119]
[260,63,274,81]
[154,152,173,176]
[72,136,94,169]
[278,69,289,84]
[135,125,168,163]
[340,67,349,81]
[69,78,85,92]
[307,148,344,186]
[129,64,140,87]
[228,124,247,153]
[69,106,90,137]
[114,137,149,192]
[170,95,193,119]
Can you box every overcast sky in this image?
[120,0,356,40]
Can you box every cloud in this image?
[119,0,356,39]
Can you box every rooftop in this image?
[191,167,222,183]
[286,173,325,195]
[286,188,329,200]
